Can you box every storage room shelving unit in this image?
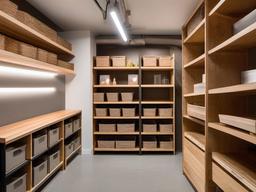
[182,0,256,191]
[93,55,176,154]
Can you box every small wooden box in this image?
[117,124,135,132]
[143,56,157,67]
[97,140,115,148]
[112,56,126,67]
[159,108,173,117]
[47,52,58,65]
[5,36,19,54]
[160,141,173,149]
[159,56,173,67]
[57,36,72,51]
[121,92,133,102]
[0,0,18,17]
[143,124,157,132]
[109,108,121,117]
[96,56,110,67]
[122,108,135,117]
[95,108,107,117]
[57,60,74,70]
[143,141,157,148]
[116,140,135,148]
[143,108,156,116]
[106,93,118,102]
[37,48,48,63]
[159,124,173,133]
[99,124,116,132]
[94,93,104,102]
[19,42,37,59]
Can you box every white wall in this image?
[61,31,95,154]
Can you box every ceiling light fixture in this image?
[110,10,128,42]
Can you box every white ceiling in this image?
[27,0,200,35]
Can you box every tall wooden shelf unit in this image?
[93,55,176,154]
[182,0,256,191]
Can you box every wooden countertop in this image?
[0,110,81,144]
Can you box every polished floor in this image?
[43,153,194,192]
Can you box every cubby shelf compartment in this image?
[212,152,256,192]
[184,131,205,151]
[184,53,205,69]
[0,11,74,60]
[141,132,174,135]
[141,148,174,152]
[183,19,205,44]
[93,101,139,105]
[184,92,205,98]
[94,148,140,152]
[93,116,139,120]
[94,132,139,135]
[93,67,139,70]
[183,115,205,126]
[0,49,75,76]
[209,83,256,95]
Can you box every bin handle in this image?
[13,149,23,156]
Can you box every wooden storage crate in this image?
[57,36,72,51]
[159,56,174,67]
[187,104,206,120]
[106,92,118,102]
[97,140,115,148]
[117,124,135,132]
[121,92,133,102]
[96,56,110,67]
[143,108,156,116]
[19,42,37,59]
[99,124,116,132]
[159,124,173,133]
[0,0,18,17]
[143,141,157,148]
[160,141,173,149]
[112,56,126,67]
[0,34,4,49]
[122,108,135,117]
[37,48,48,63]
[159,108,173,117]
[57,60,74,70]
[4,36,19,54]
[109,108,121,117]
[93,93,104,102]
[143,56,157,67]
[143,124,157,132]
[47,52,58,65]
[116,140,135,148]
[95,108,107,117]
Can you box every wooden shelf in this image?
[209,83,256,95]
[184,92,205,98]
[183,115,205,126]
[184,53,205,69]
[66,146,81,161]
[0,11,73,60]
[0,49,75,76]
[141,116,173,120]
[141,66,173,70]
[141,101,174,104]
[94,85,139,88]
[141,132,174,135]
[141,148,174,152]
[93,67,139,70]
[184,19,205,44]
[209,122,256,144]
[94,132,139,135]
[93,101,139,105]
[94,148,140,152]
[141,84,174,88]
[93,116,140,120]
[212,152,256,192]
[184,131,205,151]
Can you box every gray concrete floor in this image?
[42,153,194,192]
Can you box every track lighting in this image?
[110,10,128,42]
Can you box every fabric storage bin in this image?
[6,144,26,173]
[94,93,104,102]
[48,150,60,172]
[33,159,47,186]
[122,108,135,117]
[97,140,115,148]
[65,142,74,158]
[109,108,121,117]
[65,122,73,138]
[159,108,173,117]
[99,124,116,132]
[143,141,157,148]
[233,9,256,34]
[160,141,173,149]
[143,56,157,67]
[116,140,135,148]
[37,48,48,62]
[96,56,110,67]
[143,108,156,116]
[19,42,37,59]
[6,173,26,192]
[143,124,157,132]
[33,133,47,156]
[159,124,173,133]
[159,56,173,67]
[117,124,135,132]
[0,0,18,17]
[48,127,60,147]
[73,137,81,150]
[95,108,107,116]
[57,60,74,70]
[73,119,81,132]
[121,92,133,102]
[47,52,58,65]
[112,56,126,67]
[187,104,206,120]
[57,36,72,50]
[106,92,119,102]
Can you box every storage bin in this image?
[94,93,104,102]
[64,122,73,138]
[6,145,26,173]
[159,108,173,117]
[57,36,72,51]
[73,119,81,132]
[194,83,205,93]
[112,56,126,67]
[57,60,74,70]
[233,9,256,34]
[121,92,133,102]
[117,124,135,132]
[187,104,206,120]
[109,108,121,117]
[96,56,110,67]
[143,56,157,67]
[37,48,48,62]
[160,141,173,149]
[106,92,119,102]
[159,124,173,133]
[33,159,47,186]
[6,173,26,192]
[47,52,58,65]
[73,137,81,150]
[241,69,256,84]
[5,37,19,54]
[19,42,37,59]
[116,140,135,148]
[48,150,60,172]
[122,108,135,117]
[99,124,116,132]
[143,124,157,132]
[0,0,18,17]
[159,56,173,67]
[65,142,74,158]
[143,108,156,116]
[95,108,107,117]
[0,34,4,50]
[97,140,115,148]
[143,141,157,148]
[48,127,60,147]
[33,133,47,156]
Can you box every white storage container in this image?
[241,69,256,84]
[6,174,27,192]
[48,127,59,147]
[73,119,81,132]
[33,159,47,186]
[48,150,60,172]
[194,83,205,93]
[65,122,73,138]
[33,134,47,156]
[233,9,256,34]
[6,145,26,173]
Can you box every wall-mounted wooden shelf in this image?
[141,132,174,135]
[183,19,205,44]
[184,92,205,98]
[209,83,256,95]
[94,85,139,88]
[93,101,139,105]
[94,132,139,135]
[141,116,173,120]
[184,131,205,151]
[93,67,139,70]
[183,115,205,126]
[141,148,174,152]
[141,101,174,104]
[141,66,174,70]
[184,53,205,69]
[141,84,174,88]
[93,116,140,120]
[94,148,140,152]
